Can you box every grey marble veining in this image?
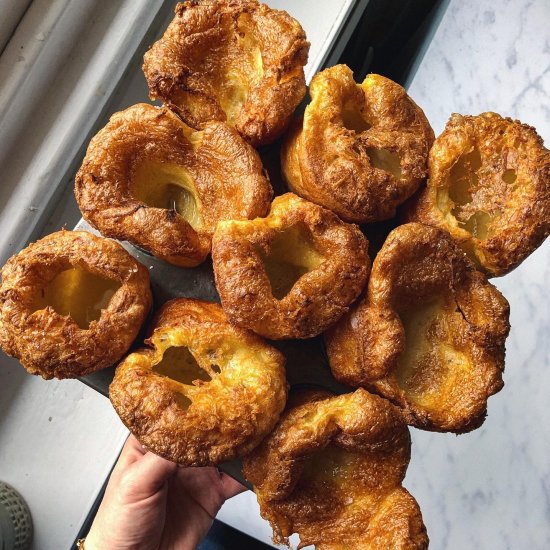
[405,1,550,548]
[410,0,550,141]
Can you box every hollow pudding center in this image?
[394,293,472,410]
[301,444,361,490]
[342,99,371,134]
[32,267,120,329]
[445,146,518,240]
[341,99,402,179]
[366,148,402,179]
[132,162,201,229]
[257,224,324,300]
[153,346,213,384]
[289,443,386,540]
[152,345,221,409]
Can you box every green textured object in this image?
[0,482,33,550]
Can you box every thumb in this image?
[122,450,178,500]
[219,473,247,501]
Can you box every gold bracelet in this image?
[76,538,86,549]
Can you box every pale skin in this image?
[85,435,245,550]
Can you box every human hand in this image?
[85,435,246,550]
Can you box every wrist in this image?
[82,528,113,550]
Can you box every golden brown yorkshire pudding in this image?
[109,298,287,466]
[243,388,428,549]
[281,65,434,223]
[405,112,550,276]
[211,193,369,340]
[0,230,152,380]
[142,0,309,147]
[325,223,510,433]
[75,103,272,267]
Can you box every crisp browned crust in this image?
[405,112,550,276]
[75,103,272,266]
[243,388,428,549]
[281,65,434,223]
[142,0,309,146]
[109,298,287,466]
[0,230,152,379]
[325,223,510,433]
[212,193,370,340]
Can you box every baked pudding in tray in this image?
[243,388,428,549]
[281,64,434,223]
[212,193,370,340]
[75,103,272,267]
[0,230,152,379]
[143,0,309,146]
[109,298,287,466]
[405,112,550,276]
[325,223,510,433]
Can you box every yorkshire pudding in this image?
[405,112,550,276]
[0,230,152,379]
[75,103,272,266]
[325,223,510,433]
[211,193,369,340]
[281,65,434,223]
[142,0,309,146]
[243,388,428,549]
[109,298,287,466]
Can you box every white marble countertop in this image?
[405,1,550,548]
[1,1,549,549]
